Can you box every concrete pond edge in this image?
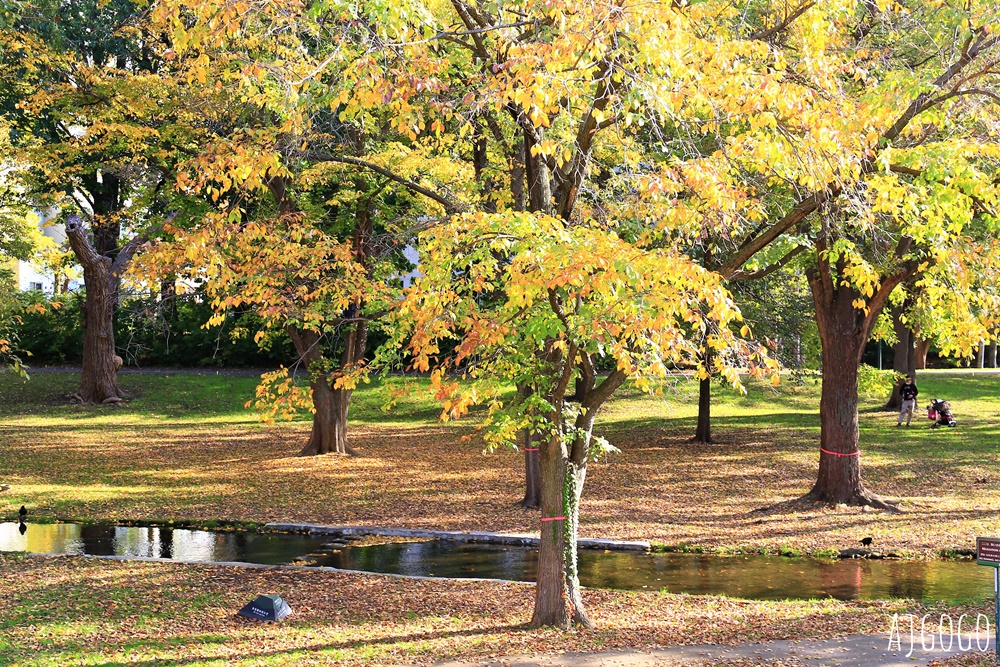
[263,522,651,551]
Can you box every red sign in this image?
[977,537,1000,566]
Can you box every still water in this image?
[318,540,993,601]
[0,522,329,564]
[1,522,990,601]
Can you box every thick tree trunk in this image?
[977,341,986,368]
[65,174,125,403]
[521,430,541,509]
[915,338,931,370]
[531,436,571,629]
[287,326,363,457]
[806,254,903,509]
[300,379,354,456]
[79,260,121,403]
[989,342,998,368]
[65,215,148,404]
[530,404,605,628]
[807,333,874,504]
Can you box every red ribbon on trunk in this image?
[540,516,567,522]
[820,448,861,457]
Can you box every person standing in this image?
[896,375,919,426]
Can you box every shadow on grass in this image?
[4,566,526,667]
[42,623,529,667]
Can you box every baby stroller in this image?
[927,399,957,428]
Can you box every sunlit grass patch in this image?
[1,553,986,667]
[3,370,1000,556]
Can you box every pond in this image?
[1,522,990,602]
[0,521,329,565]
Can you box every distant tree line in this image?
[14,289,296,369]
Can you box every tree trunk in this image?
[530,395,607,628]
[807,332,873,504]
[695,245,714,443]
[65,216,138,404]
[806,256,902,509]
[531,436,571,630]
[562,461,591,628]
[159,276,177,324]
[300,378,354,456]
[915,338,931,370]
[570,361,595,402]
[977,341,986,368]
[694,375,712,443]
[79,259,121,403]
[287,325,362,457]
[521,430,541,509]
[989,342,998,368]
[65,173,127,403]
[884,304,915,410]
[694,342,713,443]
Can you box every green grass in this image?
[3,368,1000,557]
[0,370,445,425]
[1,551,986,667]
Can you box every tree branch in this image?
[728,245,807,281]
[306,152,467,214]
[889,164,997,217]
[718,190,835,278]
[749,2,816,42]
[880,31,1000,146]
[581,368,627,411]
[927,86,1000,107]
[450,0,490,61]
[65,215,106,270]
[555,53,620,221]
[721,31,999,278]
[111,224,161,278]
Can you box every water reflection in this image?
[0,522,328,565]
[319,542,992,602]
[0,523,991,602]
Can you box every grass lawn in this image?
[2,369,999,555]
[3,369,1000,665]
[0,552,984,667]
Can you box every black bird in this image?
[18,505,27,520]
[860,537,874,547]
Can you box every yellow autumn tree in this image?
[0,0,208,401]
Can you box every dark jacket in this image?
[900,381,918,401]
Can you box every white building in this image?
[8,211,82,294]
